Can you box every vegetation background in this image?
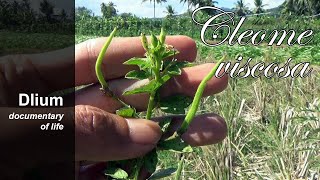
[1,0,319,179]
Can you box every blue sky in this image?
[75,0,285,18]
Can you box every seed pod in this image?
[141,33,148,51]
[160,28,166,44]
[150,33,158,48]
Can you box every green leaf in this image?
[125,70,150,80]
[148,168,177,180]
[158,136,193,153]
[162,49,179,59]
[116,107,136,117]
[167,64,182,75]
[105,167,128,179]
[123,79,158,95]
[159,95,193,114]
[123,75,171,95]
[159,117,172,133]
[163,61,194,76]
[174,61,194,68]
[123,58,150,70]
[143,149,158,174]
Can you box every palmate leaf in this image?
[173,61,194,68]
[116,106,136,118]
[123,57,150,70]
[167,64,181,75]
[158,136,193,153]
[143,149,158,174]
[123,75,171,95]
[104,167,128,179]
[159,95,193,114]
[125,70,150,80]
[148,168,177,180]
[162,49,180,59]
[123,80,158,95]
[163,61,194,76]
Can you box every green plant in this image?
[95,27,225,179]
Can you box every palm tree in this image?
[142,0,167,19]
[164,5,176,17]
[296,0,311,15]
[101,2,117,18]
[100,3,106,16]
[283,0,295,14]
[283,0,319,15]
[254,0,267,14]
[197,0,219,15]
[234,0,249,16]
[40,0,54,22]
[198,0,218,7]
[311,0,320,14]
[180,0,197,14]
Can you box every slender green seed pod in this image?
[95,27,117,90]
[150,34,158,48]
[141,33,148,51]
[159,28,166,44]
[177,55,227,135]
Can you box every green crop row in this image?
[75,15,320,45]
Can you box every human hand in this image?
[0,36,228,180]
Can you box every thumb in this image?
[75,105,161,162]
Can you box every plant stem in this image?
[133,158,143,180]
[146,91,156,120]
[146,54,160,120]
[175,154,185,180]
[95,27,117,90]
[178,55,226,135]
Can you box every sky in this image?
[75,0,285,18]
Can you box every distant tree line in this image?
[76,2,137,21]
[234,0,320,17]
[76,0,320,21]
[2,0,319,33]
[0,0,74,33]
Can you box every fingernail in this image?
[126,118,161,145]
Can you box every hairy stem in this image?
[146,91,156,120]
[178,55,226,135]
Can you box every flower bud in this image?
[160,28,166,44]
[150,34,158,48]
[141,33,148,51]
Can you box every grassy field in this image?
[0,31,74,55]
[2,31,319,179]
[168,46,319,180]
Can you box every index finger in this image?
[0,36,197,94]
[75,35,197,86]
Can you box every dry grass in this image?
[174,50,320,180]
